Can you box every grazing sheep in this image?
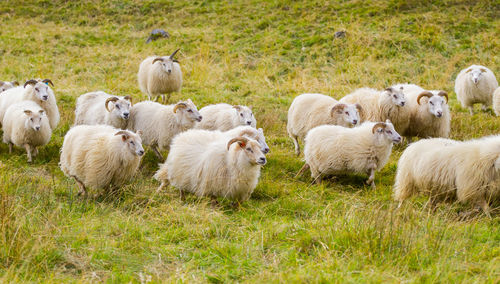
[137,49,182,103]
[59,125,144,196]
[287,93,361,156]
[195,103,256,131]
[74,91,133,129]
[128,99,202,159]
[154,134,266,202]
[454,65,499,114]
[0,80,18,93]
[393,136,500,216]
[493,87,500,116]
[395,83,450,141]
[0,79,60,129]
[2,100,52,162]
[299,120,401,188]
[340,87,409,135]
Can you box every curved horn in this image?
[23,79,38,88]
[330,103,346,117]
[437,91,448,103]
[233,105,242,111]
[123,95,133,105]
[169,48,180,59]
[227,136,249,150]
[105,97,119,112]
[372,122,387,134]
[42,79,54,86]
[416,91,433,105]
[173,102,187,113]
[152,57,164,65]
[114,130,130,141]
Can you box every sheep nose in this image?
[167,69,172,74]
[246,121,252,125]
[258,157,267,165]
[437,112,442,117]
[42,96,48,100]
[400,102,405,106]
[197,116,202,122]
[352,119,358,125]
[123,113,129,119]
[35,126,40,131]
[137,150,145,156]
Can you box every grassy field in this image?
[0,0,499,282]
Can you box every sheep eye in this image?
[30,118,33,121]
[130,141,134,145]
[35,88,39,91]
[115,104,120,109]
[246,148,253,152]
[430,102,434,105]
[387,130,392,134]
[188,109,193,113]
[240,113,243,117]
[393,95,397,98]
[345,111,349,115]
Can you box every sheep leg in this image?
[8,142,13,154]
[152,145,164,160]
[71,175,87,196]
[468,106,474,115]
[366,167,376,189]
[24,144,32,163]
[406,136,412,144]
[295,163,309,178]
[291,135,300,156]
[156,179,170,192]
[32,147,38,157]
[477,199,491,218]
[481,104,487,111]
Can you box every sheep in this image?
[137,49,182,103]
[195,103,257,131]
[0,80,18,93]
[154,134,266,203]
[74,91,133,129]
[59,125,144,196]
[454,65,499,114]
[2,100,52,162]
[0,79,60,129]
[127,99,202,159]
[394,83,450,141]
[287,93,361,156]
[393,136,500,216]
[340,87,409,135]
[493,87,500,116]
[298,120,401,188]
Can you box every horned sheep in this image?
[196,103,256,131]
[287,93,361,156]
[74,91,133,129]
[154,134,266,202]
[393,136,500,216]
[2,100,52,162]
[454,65,498,114]
[298,120,401,188]
[59,125,144,196]
[0,79,60,129]
[137,49,182,103]
[339,87,409,135]
[127,99,202,159]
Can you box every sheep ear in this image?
[114,130,129,141]
[465,69,472,73]
[39,110,45,115]
[24,110,33,116]
[233,105,242,111]
[136,130,143,136]
[480,68,487,73]
[258,128,264,133]
[12,81,19,86]
[384,87,394,94]
[385,119,391,124]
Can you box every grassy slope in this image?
[0,0,499,282]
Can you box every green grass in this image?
[1,0,499,282]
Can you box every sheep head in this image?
[115,130,144,156]
[385,86,406,107]
[234,105,254,126]
[106,96,132,119]
[466,67,486,85]
[331,103,360,126]
[23,79,51,101]
[174,99,202,122]
[237,127,270,154]
[0,81,18,92]
[227,136,266,165]
[372,120,401,143]
[152,48,180,74]
[23,109,45,132]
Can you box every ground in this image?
[0,0,499,282]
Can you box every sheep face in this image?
[373,121,401,144]
[107,97,132,120]
[24,109,45,131]
[332,103,360,126]
[466,68,486,85]
[32,82,51,102]
[228,137,267,165]
[384,87,406,107]
[0,81,17,93]
[427,96,447,118]
[174,99,202,122]
[233,105,255,126]
[116,130,145,156]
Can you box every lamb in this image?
[454,65,499,114]
[493,87,500,116]
[0,79,60,129]
[393,136,500,216]
[2,100,52,162]
[127,99,202,159]
[0,80,18,93]
[394,83,450,141]
[287,93,361,156]
[74,91,133,129]
[298,120,401,188]
[154,134,266,202]
[195,103,257,131]
[59,125,144,196]
[340,87,409,135]
[137,49,182,103]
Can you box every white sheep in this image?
[340,87,409,135]
[454,65,499,114]
[298,120,401,188]
[154,134,266,202]
[127,99,202,159]
[195,103,256,131]
[59,125,144,196]
[2,100,52,162]
[0,80,18,93]
[395,83,450,141]
[74,91,133,129]
[137,49,182,103]
[287,93,361,156]
[393,136,500,216]
[0,79,60,129]
[493,87,500,116]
